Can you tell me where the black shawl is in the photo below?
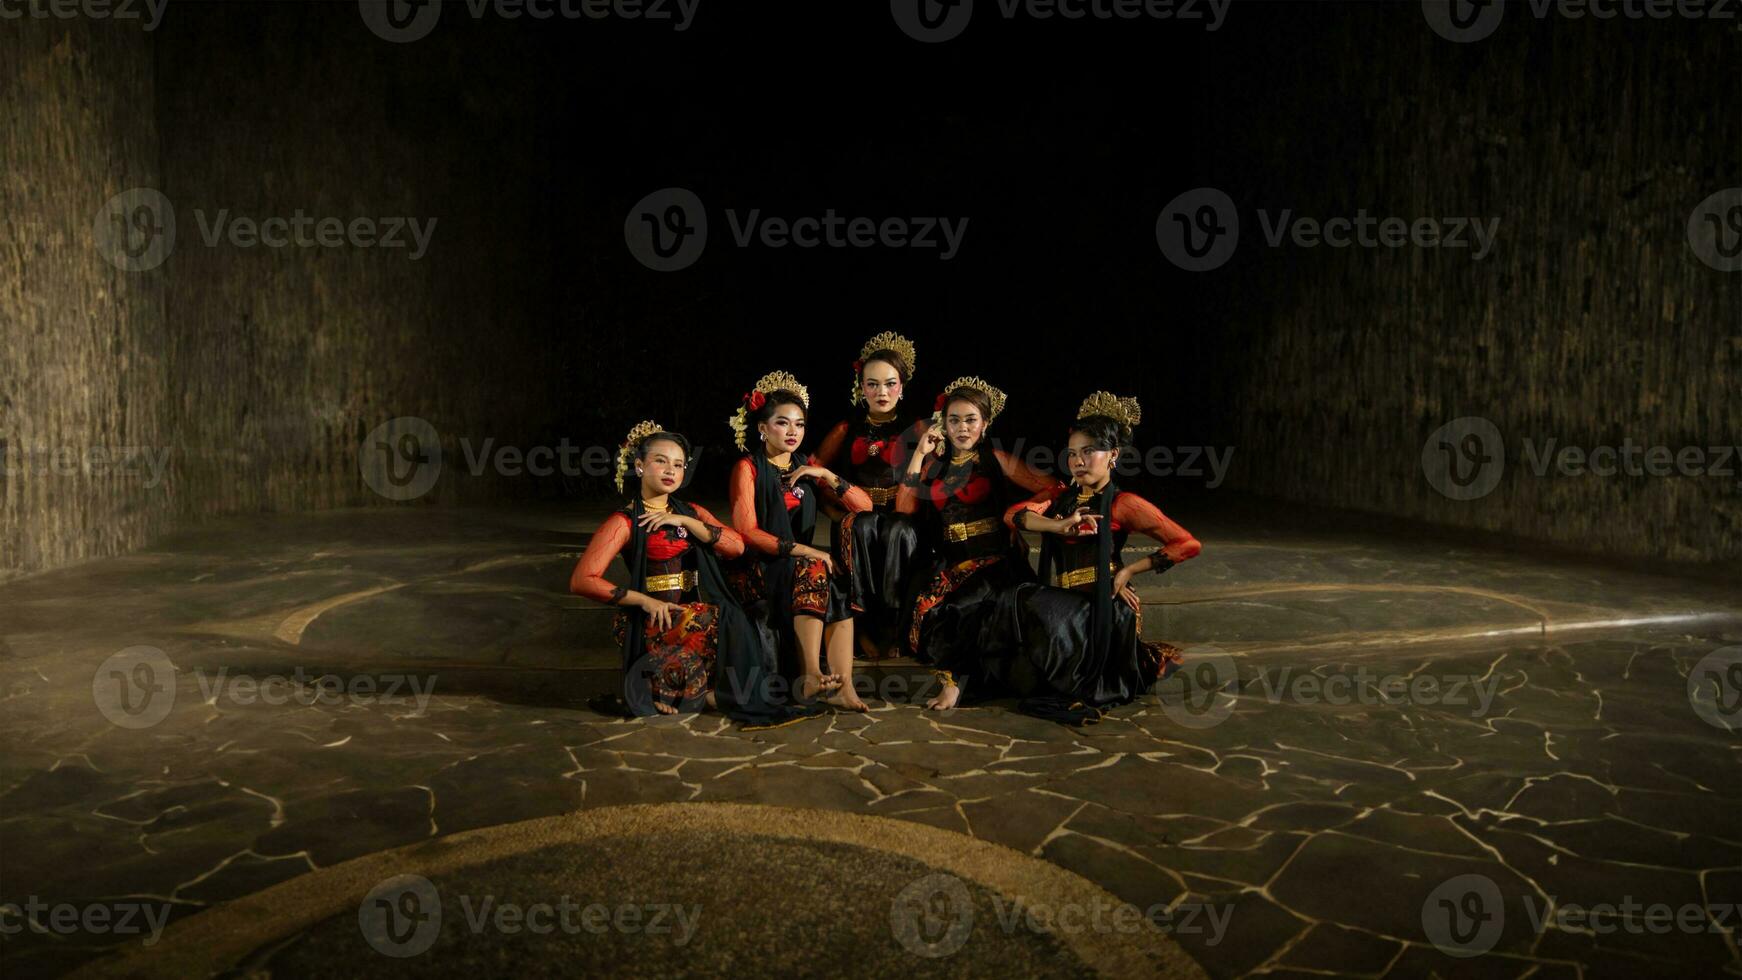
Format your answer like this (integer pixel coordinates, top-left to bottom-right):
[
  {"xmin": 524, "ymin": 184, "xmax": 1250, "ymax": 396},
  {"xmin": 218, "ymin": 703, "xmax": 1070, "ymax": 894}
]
[
  {"xmin": 1037, "ymin": 481, "xmax": 1118, "ymax": 677},
  {"xmin": 616, "ymin": 495, "xmax": 812, "ymax": 727},
  {"xmin": 746, "ymin": 452, "xmax": 819, "ymax": 638}
]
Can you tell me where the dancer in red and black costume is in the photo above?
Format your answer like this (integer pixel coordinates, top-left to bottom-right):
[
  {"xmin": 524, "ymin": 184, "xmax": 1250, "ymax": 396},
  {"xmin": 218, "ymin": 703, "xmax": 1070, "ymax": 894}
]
[
  {"xmin": 896, "ymin": 376, "xmax": 1064, "ymax": 705},
  {"xmin": 978, "ymin": 393, "xmax": 1201, "ymax": 725},
  {"xmin": 569, "ymin": 421, "xmax": 818, "ymax": 728},
  {"xmin": 726, "ymin": 371, "xmax": 876, "ymax": 711},
  {"xmin": 813, "ymin": 332, "xmax": 932, "ymax": 661}
]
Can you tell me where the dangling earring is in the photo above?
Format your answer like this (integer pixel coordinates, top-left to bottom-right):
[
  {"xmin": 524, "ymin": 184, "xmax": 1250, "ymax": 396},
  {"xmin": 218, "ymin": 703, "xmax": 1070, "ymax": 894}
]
[{"xmin": 759, "ymin": 432, "xmax": 766, "ymax": 442}]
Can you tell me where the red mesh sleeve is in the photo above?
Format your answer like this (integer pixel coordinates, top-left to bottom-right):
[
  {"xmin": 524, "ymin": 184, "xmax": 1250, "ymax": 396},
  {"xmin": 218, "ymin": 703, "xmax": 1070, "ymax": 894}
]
[
  {"xmin": 730, "ymin": 457, "xmax": 783, "ymax": 556},
  {"xmin": 569, "ymin": 513, "xmax": 632, "ymax": 603},
  {"xmin": 1114, "ymin": 492, "xmax": 1201, "ymax": 564},
  {"xmin": 689, "ymin": 503, "xmax": 744, "ymax": 560}
]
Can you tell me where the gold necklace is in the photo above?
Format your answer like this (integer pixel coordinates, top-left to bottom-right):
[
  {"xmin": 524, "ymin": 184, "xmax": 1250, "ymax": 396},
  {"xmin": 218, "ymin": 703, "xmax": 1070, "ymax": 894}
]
[
  {"xmin": 866, "ymin": 407, "xmax": 897, "ymax": 425},
  {"xmin": 641, "ymin": 497, "xmax": 669, "ymax": 513},
  {"xmin": 951, "ymin": 449, "xmax": 979, "ymax": 465}
]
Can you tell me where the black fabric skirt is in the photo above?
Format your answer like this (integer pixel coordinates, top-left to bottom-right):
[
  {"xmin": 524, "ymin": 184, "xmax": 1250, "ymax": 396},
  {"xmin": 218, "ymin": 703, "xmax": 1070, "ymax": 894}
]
[
  {"xmin": 838, "ymin": 510, "xmax": 927, "ymax": 650},
  {"xmin": 980, "ymin": 582, "xmax": 1185, "ymax": 722},
  {"xmin": 905, "ymin": 553, "xmax": 1034, "ymax": 673}
]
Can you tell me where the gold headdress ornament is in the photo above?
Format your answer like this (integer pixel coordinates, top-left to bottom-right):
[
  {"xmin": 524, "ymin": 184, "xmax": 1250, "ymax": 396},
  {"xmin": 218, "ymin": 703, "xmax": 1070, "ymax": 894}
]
[
  {"xmin": 1077, "ymin": 391, "xmax": 1142, "ymax": 429},
  {"xmin": 850, "ymin": 331, "xmax": 918, "ymax": 406},
  {"xmin": 728, "ymin": 370, "xmax": 810, "ymax": 452},
  {"xmin": 928, "ymin": 375, "xmax": 1008, "ymax": 432},
  {"xmin": 614, "ymin": 419, "xmax": 665, "ymax": 494}
]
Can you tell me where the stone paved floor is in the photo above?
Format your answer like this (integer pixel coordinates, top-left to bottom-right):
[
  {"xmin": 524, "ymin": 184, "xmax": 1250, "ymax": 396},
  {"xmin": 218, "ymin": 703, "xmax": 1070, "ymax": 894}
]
[{"xmin": 1, "ymin": 503, "xmax": 1739, "ymax": 978}]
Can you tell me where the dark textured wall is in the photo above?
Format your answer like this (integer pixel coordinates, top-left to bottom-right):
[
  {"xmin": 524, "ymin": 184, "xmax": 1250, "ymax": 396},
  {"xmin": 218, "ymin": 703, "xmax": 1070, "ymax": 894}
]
[
  {"xmin": 2, "ymin": 7, "xmax": 563, "ymax": 581},
  {"xmin": 1, "ymin": 19, "xmax": 170, "ymax": 579},
  {"xmin": 1207, "ymin": 16, "xmax": 1741, "ymax": 563},
  {"xmin": 5, "ymin": 7, "xmax": 1736, "ymax": 580},
  {"xmin": 155, "ymin": 5, "xmax": 561, "ymax": 520}
]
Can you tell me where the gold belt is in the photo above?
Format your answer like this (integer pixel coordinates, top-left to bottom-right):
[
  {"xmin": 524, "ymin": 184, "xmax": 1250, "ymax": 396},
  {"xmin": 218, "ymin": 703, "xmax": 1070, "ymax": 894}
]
[
  {"xmin": 865, "ymin": 485, "xmax": 898, "ymax": 506},
  {"xmin": 1057, "ymin": 563, "xmax": 1117, "ymax": 589},
  {"xmin": 644, "ymin": 570, "xmax": 698, "ymax": 594},
  {"xmin": 944, "ymin": 516, "xmax": 1002, "ymax": 543}
]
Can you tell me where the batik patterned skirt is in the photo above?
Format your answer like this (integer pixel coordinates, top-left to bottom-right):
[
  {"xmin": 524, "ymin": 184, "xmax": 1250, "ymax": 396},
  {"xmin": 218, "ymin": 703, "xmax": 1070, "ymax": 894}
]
[
  {"xmin": 727, "ymin": 554, "xmax": 854, "ymax": 624},
  {"xmin": 612, "ymin": 601, "xmax": 720, "ymax": 708}
]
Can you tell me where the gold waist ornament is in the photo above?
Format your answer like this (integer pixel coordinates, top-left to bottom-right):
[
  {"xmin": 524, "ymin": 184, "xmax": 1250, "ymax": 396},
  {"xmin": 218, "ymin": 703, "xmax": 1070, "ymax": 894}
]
[
  {"xmin": 944, "ymin": 516, "xmax": 1002, "ymax": 542},
  {"xmin": 644, "ymin": 570, "xmax": 698, "ymax": 594}
]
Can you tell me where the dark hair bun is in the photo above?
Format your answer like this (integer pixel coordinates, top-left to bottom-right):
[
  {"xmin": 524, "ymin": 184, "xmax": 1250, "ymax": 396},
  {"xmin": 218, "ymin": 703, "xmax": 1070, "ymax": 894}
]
[
  {"xmin": 751, "ymin": 389, "xmax": 807, "ymax": 426},
  {"xmin": 1069, "ymin": 415, "xmax": 1131, "ymax": 452}
]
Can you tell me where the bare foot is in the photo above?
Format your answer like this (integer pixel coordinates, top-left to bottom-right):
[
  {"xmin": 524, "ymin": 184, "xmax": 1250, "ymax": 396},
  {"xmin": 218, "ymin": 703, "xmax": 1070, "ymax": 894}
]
[
  {"xmin": 704, "ymin": 691, "xmax": 717, "ymax": 710},
  {"xmin": 924, "ymin": 685, "xmax": 961, "ymax": 711},
  {"xmin": 797, "ymin": 673, "xmax": 842, "ymax": 702},
  {"xmin": 653, "ymin": 701, "xmax": 678, "ymax": 715},
  {"xmin": 824, "ymin": 689, "xmax": 869, "ymax": 712}
]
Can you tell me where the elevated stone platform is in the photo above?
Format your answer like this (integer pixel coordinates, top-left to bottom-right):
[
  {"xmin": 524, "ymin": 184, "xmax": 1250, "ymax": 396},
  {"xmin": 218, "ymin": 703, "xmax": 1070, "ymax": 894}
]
[{"xmin": 2, "ymin": 500, "xmax": 1739, "ymax": 978}]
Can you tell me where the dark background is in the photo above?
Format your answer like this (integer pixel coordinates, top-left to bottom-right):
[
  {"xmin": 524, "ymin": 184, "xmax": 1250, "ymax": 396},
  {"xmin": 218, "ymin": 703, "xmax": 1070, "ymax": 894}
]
[{"xmin": 3, "ymin": 0, "xmax": 1738, "ymax": 577}]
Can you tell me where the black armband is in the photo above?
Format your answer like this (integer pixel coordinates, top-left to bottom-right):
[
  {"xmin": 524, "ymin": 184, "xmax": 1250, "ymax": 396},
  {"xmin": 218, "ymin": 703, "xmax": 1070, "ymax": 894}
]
[
  {"xmin": 608, "ymin": 585, "xmax": 629, "ymax": 604},
  {"xmin": 1151, "ymin": 552, "xmax": 1176, "ymax": 575}
]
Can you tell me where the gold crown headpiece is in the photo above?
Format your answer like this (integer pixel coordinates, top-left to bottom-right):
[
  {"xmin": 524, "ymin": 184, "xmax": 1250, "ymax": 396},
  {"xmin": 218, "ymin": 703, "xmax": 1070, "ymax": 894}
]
[
  {"xmin": 728, "ymin": 370, "xmax": 810, "ymax": 451},
  {"xmin": 1077, "ymin": 391, "xmax": 1142, "ymax": 429},
  {"xmin": 614, "ymin": 419, "xmax": 665, "ymax": 493},
  {"xmin": 928, "ymin": 375, "xmax": 1008, "ymax": 431},
  {"xmin": 850, "ymin": 331, "xmax": 918, "ymax": 405}
]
